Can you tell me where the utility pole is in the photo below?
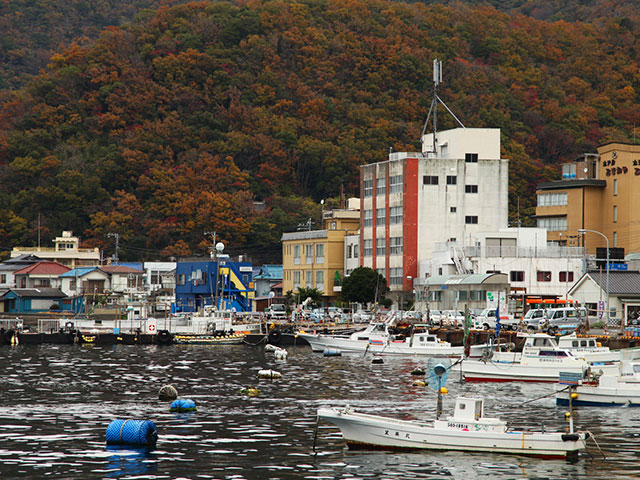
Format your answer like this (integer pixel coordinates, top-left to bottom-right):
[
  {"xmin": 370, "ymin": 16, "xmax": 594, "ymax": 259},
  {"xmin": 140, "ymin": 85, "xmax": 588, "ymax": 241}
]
[{"xmin": 107, "ymin": 233, "xmax": 120, "ymax": 264}]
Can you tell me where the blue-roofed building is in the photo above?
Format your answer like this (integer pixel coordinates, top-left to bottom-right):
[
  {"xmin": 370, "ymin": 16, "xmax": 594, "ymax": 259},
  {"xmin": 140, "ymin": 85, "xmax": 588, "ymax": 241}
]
[
  {"xmin": 253, "ymin": 264, "xmax": 283, "ymax": 298},
  {"xmin": 59, "ymin": 267, "xmax": 109, "ymax": 297},
  {"xmin": 0, "ymin": 288, "xmax": 83, "ymax": 314},
  {"xmin": 175, "ymin": 258, "xmax": 254, "ymax": 313}
]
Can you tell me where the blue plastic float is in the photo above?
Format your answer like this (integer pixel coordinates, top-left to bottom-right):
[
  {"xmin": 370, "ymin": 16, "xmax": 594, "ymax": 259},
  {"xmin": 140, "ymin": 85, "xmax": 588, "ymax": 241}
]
[
  {"xmin": 106, "ymin": 419, "xmax": 158, "ymax": 447},
  {"xmin": 170, "ymin": 398, "xmax": 197, "ymax": 412}
]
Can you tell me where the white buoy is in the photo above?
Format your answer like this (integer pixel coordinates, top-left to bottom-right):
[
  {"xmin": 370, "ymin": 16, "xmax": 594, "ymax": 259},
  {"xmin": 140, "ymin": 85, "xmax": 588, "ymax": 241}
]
[
  {"xmin": 258, "ymin": 369, "xmax": 282, "ymax": 379},
  {"xmin": 274, "ymin": 348, "xmax": 288, "ymax": 360},
  {"xmin": 264, "ymin": 344, "xmax": 278, "ymax": 352}
]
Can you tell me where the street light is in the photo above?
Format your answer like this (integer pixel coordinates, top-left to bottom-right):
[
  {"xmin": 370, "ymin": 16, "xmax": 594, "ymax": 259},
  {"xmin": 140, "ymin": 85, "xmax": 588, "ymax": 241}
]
[{"xmin": 578, "ymin": 228, "xmax": 609, "ymax": 326}]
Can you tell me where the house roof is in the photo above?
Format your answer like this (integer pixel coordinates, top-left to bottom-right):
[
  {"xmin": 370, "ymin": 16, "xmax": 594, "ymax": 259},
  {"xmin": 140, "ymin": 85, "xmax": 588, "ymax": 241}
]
[
  {"xmin": 59, "ymin": 267, "xmax": 101, "ymax": 278},
  {"xmin": 111, "ymin": 262, "xmax": 144, "ymax": 270},
  {"xmin": 254, "ymin": 265, "xmax": 283, "ymax": 280},
  {"xmin": 0, "ymin": 254, "xmax": 42, "ymax": 272},
  {"xmin": 2, "ymin": 288, "xmax": 66, "ymax": 298},
  {"xmin": 13, "ymin": 261, "xmax": 71, "ymax": 275},
  {"xmin": 100, "ymin": 265, "xmax": 144, "ymax": 274},
  {"xmin": 585, "ymin": 270, "xmax": 640, "ymax": 296}
]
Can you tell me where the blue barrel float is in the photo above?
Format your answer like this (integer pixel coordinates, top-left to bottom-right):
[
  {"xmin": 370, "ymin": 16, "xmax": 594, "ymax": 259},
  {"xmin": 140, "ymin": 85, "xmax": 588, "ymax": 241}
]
[
  {"xmin": 170, "ymin": 398, "xmax": 197, "ymax": 412},
  {"xmin": 323, "ymin": 348, "xmax": 341, "ymax": 356},
  {"xmin": 106, "ymin": 420, "xmax": 158, "ymax": 447}
]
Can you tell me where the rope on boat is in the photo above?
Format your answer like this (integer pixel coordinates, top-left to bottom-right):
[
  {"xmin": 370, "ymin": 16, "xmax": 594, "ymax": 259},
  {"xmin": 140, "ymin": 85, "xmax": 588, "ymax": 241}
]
[
  {"xmin": 243, "ymin": 334, "xmax": 268, "ymax": 346},
  {"xmin": 585, "ymin": 430, "xmax": 607, "ymax": 459}
]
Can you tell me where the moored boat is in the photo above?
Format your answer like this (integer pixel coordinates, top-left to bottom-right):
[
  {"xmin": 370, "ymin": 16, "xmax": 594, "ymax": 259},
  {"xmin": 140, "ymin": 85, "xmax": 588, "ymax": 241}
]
[{"xmin": 318, "ymin": 396, "xmax": 587, "ymax": 459}]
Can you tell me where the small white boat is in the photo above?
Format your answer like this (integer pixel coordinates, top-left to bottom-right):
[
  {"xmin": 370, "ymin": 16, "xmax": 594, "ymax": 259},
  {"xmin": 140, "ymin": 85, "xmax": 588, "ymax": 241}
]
[
  {"xmin": 556, "ymin": 362, "xmax": 640, "ymax": 406},
  {"xmin": 456, "ymin": 333, "xmax": 619, "ymax": 383},
  {"xmin": 318, "ymin": 396, "xmax": 587, "ymax": 459},
  {"xmin": 298, "ymin": 322, "xmax": 484, "ymax": 357},
  {"xmin": 555, "ymin": 333, "xmax": 640, "ymax": 363}
]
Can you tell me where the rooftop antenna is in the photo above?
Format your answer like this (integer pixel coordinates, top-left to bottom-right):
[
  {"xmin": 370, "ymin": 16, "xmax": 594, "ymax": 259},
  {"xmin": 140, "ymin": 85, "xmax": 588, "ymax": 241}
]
[{"xmin": 421, "ymin": 59, "xmax": 466, "ymax": 153}]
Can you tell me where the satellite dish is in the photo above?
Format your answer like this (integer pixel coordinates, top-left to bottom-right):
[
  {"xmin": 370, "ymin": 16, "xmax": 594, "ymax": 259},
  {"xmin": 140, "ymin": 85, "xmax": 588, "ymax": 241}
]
[{"xmin": 215, "ymin": 242, "xmax": 225, "ymax": 253}]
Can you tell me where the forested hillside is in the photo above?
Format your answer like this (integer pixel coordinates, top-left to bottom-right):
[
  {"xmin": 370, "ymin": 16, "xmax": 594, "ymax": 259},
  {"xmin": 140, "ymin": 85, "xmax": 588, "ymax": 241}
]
[{"xmin": 0, "ymin": 0, "xmax": 638, "ymax": 262}]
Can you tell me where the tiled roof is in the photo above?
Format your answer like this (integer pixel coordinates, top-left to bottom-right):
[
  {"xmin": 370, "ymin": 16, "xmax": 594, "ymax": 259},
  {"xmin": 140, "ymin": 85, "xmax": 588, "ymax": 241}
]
[
  {"xmin": 13, "ymin": 261, "xmax": 71, "ymax": 275},
  {"xmin": 3, "ymin": 288, "xmax": 66, "ymax": 298},
  {"xmin": 588, "ymin": 270, "xmax": 640, "ymax": 295},
  {"xmin": 59, "ymin": 267, "xmax": 101, "ymax": 278}
]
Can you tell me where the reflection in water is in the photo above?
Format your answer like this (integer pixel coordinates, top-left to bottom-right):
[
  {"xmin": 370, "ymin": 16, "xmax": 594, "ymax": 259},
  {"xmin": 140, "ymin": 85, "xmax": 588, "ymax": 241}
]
[{"xmin": 0, "ymin": 344, "xmax": 636, "ymax": 478}]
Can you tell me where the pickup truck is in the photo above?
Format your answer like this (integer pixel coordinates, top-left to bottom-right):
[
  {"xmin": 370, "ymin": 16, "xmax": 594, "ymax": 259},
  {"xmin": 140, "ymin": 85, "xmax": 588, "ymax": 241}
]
[{"xmin": 473, "ymin": 308, "xmax": 517, "ymax": 331}]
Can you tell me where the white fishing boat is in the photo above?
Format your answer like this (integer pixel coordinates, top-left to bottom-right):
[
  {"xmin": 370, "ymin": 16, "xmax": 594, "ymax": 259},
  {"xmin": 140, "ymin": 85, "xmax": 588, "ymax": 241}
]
[
  {"xmin": 318, "ymin": 395, "xmax": 587, "ymax": 459},
  {"xmin": 555, "ymin": 333, "xmax": 640, "ymax": 363},
  {"xmin": 298, "ymin": 322, "xmax": 484, "ymax": 357},
  {"xmin": 456, "ymin": 333, "xmax": 619, "ymax": 383},
  {"xmin": 556, "ymin": 362, "xmax": 640, "ymax": 406}
]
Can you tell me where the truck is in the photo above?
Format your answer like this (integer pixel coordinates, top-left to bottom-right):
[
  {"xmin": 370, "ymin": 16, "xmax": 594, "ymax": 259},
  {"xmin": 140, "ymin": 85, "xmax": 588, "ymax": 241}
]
[
  {"xmin": 473, "ymin": 308, "xmax": 517, "ymax": 331},
  {"xmin": 265, "ymin": 303, "xmax": 287, "ymax": 320}
]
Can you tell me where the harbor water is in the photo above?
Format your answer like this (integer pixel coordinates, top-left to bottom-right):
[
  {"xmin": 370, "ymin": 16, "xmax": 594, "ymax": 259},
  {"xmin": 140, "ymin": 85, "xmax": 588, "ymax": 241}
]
[{"xmin": 1, "ymin": 344, "xmax": 639, "ymax": 479}]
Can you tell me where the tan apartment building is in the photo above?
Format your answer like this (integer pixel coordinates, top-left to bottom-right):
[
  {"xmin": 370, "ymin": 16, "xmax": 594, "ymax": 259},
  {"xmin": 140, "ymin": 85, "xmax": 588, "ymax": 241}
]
[
  {"xmin": 536, "ymin": 143, "xmax": 640, "ymax": 254},
  {"xmin": 281, "ymin": 203, "xmax": 360, "ymax": 303},
  {"xmin": 10, "ymin": 231, "xmax": 101, "ymax": 267}
]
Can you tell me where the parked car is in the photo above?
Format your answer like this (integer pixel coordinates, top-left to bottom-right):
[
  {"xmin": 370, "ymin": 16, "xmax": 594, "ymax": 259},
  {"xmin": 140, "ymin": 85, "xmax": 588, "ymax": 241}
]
[
  {"xmin": 522, "ymin": 308, "xmax": 546, "ymax": 330},
  {"xmin": 538, "ymin": 307, "xmax": 585, "ymax": 332},
  {"xmin": 441, "ymin": 310, "xmax": 465, "ymax": 327},
  {"xmin": 265, "ymin": 303, "xmax": 287, "ymax": 320},
  {"xmin": 473, "ymin": 308, "xmax": 517, "ymax": 330},
  {"xmin": 426, "ymin": 309, "xmax": 442, "ymax": 326},
  {"xmin": 353, "ymin": 309, "xmax": 373, "ymax": 323}
]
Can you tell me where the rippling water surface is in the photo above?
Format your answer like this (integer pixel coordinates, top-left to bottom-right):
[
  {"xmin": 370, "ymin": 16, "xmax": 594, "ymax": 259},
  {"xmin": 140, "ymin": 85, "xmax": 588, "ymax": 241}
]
[{"xmin": 0, "ymin": 344, "xmax": 638, "ymax": 479}]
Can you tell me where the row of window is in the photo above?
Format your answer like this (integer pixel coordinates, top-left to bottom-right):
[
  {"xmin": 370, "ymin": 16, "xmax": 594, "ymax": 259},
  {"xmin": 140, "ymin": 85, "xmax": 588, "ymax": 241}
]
[
  {"xmin": 537, "ymin": 216, "xmax": 567, "ymax": 231},
  {"xmin": 429, "ymin": 290, "xmax": 485, "ymax": 302},
  {"xmin": 363, "ymin": 207, "xmax": 403, "ymax": 227},
  {"xmin": 346, "ymin": 245, "xmax": 359, "ymax": 259},
  {"xmin": 362, "ymin": 237, "xmax": 404, "ymax": 257},
  {"xmin": 288, "ymin": 270, "xmax": 325, "ymax": 290},
  {"xmin": 509, "ymin": 270, "xmax": 574, "ymax": 283},
  {"xmin": 423, "ymin": 176, "xmax": 479, "ymax": 193},
  {"xmin": 537, "ymin": 193, "xmax": 568, "ymax": 207},
  {"xmin": 363, "ymin": 175, "xmax": 404, "ymax": 197},
  {"xmin": 285, "ymin": 243, "xmax": 325, "ymax": 265}
]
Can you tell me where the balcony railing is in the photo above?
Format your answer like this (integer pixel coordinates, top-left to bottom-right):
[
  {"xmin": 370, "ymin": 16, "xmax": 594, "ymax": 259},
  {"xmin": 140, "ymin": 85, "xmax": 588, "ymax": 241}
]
[{"xmin": 463, "ymin": 245, "xmax": 584, "ymax": 258}]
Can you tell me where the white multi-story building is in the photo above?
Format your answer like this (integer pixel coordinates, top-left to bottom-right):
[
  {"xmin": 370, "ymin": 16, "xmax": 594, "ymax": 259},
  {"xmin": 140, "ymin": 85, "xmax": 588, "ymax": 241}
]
[
  {"xmin": 10, "ymin": 231, "xmax": 100, "ymax": 268},
  {"xmin": 360, "ymin": 127, "xmax": 509, "ymax": 292}
]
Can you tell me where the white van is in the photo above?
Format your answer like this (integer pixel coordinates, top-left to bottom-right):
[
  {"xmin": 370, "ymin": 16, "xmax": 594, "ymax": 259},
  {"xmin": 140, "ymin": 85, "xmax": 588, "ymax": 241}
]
[
  {"xmin": 473, "ymin": 308, "xmax": 517, "ymax": 330},
  {"xmin": 538, "ymin": 307, "xmax": 584, "ymax": 331},
  {"xmin": 265, "ymin": 303, "xmax": 287, "ymax": 320}
]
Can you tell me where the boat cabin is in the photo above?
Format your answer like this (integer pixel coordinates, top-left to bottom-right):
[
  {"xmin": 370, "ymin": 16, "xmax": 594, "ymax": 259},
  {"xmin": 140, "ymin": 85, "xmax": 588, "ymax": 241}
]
[{"xmin": 437, "ymin": 397, "xmax": 506, "ymax": 433}]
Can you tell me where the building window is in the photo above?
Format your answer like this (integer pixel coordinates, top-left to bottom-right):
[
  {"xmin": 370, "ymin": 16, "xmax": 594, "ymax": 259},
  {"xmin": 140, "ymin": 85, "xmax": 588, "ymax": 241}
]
[
  {"xmin": 458, "ymin": 290, "xmax": 468, "ymax": 301},
  {"xmin": 316, "ymin": 271, "xmax": 324, "ymax": 291},
  {"xmin": 429, "ymin": 290, "xmax": 442, "ymax": 302},
  {"xmin": 376, "ymin": 208, "xmax": 386, "ymax": 226},
  {"xmin": 330, "ymin": 221, "xmax": 337, "ymax": 230},
  {"xmin": 363, "ymin": 179, "xmax": 373, "ymax": 197},
  {"xmin": 537, "ymin": 193, "xmax": 568, "ymax": 207},
  {"xmin": 447, "ymin": 175, "xmax": 457, "ymax": 185},
  {"xmin": 377, "ymin": 268, "xmax": 385, "ymax": 278},
  {"xmin": 562, "ymin": 163, "xmax": 576, "ymax": 179},
  {"xmin": 537, "ymin": 271, "xmax": 552, "ymax": 282},
  {"xmin": 347, "ymin": 245, "xmax": 352, "ymax": 259},
  {"xmin": 389, "ymin": 175, "xmax": 402, "ymax": 194},
  {"xmin": 306, "ymin": 270, "xmax": 312, "ymax": 286},
  {"xmin": 450, "ymin": 207, "xmax": 457, "ymax": 213},
  {"xmin": 465, "ymin": 216, "xmax": 478, "ymax": 224},
  {"xmin": 537, "ymin": 216, "xmax": 567, "ymax": 231},
  {"xmin": 389, "ymin": 267, "xmax": 403, "ymax": 285},
  {"xmin": 177, "ymin": 274, "xmax": 186, "ymax": 285},
  {"xmin": 465, "ymin": 185, "xmax": 478, "ymax": 193},
  {"xmin": 423, "ymin": 175, "xmax": 438, "ymax": 185},
  {"xmin": 510, "ymin": 271, "xmax": 525, "ymax": 282},
  {"xmin": 294, "ymin": 245, "xmax": 301, "ymax": 264},
  {"xmin": 614, "ymin": 179, "xmax": 618, "ymax": 196},
  {"xmin": 354, "ymin": 245, "xmax": 359, "ymax": 258},
  {"xmin": 306, "ymin": 244, "xmax": 313, "ymax": 264},
  {"xmin": 363, "ymin": 239, "xmax": 373, "ymax": 257},
  {"xmin": 390, "ymin": 206, "xmax": 403, "ymax": 225},
  {"xmin": 390, "ymin": 237, "xmax": 403, "ymax": 255},
  {"xmin": 613, "ymin": 205, "xmax": 618, "ymax": 223},
  {"xmin": 316, "ymin": 244, "xmax": 324, "ymax": 263},
  {"xmin": 293, "ymin": 271, "xmax": 300, "ymax": 288},
  {"xmin": 364, "ymin": 209, "xmax": 373, "ymax": 227},
  {"xmin": 559, "ymin": 271, "xmax": 574, "ymax": 283},
  {"xmin": 614, "ymin": 231, "xmax": 618, "ymax": 247},
  {"xmin": 465, "ymin": 153, "xmax": 478, "ymax": 163},
  {"xmin": 376, "ymin": 179, "xmax": 386, "ymax": 196},
  {"xmin": 376, "ymin": 237, "xmax": 385, "ymax": 256},
  {"xmin": 0, "ymin": 274, "xmax": 6, "ymax": 283}
]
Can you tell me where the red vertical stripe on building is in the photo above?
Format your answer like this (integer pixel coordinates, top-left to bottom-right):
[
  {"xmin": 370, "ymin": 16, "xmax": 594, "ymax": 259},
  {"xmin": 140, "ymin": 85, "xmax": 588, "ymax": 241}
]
[{"xmin": 403, "ymin": 158, "xmax": 419, "ymax": 289}]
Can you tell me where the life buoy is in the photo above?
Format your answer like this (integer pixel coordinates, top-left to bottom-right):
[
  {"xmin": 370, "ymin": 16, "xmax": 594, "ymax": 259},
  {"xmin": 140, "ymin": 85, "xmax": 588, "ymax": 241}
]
[
  {"xmin": 157, "ymin": 330, "xmax": 172, "ymax": 345},
  {"xmin": 65, "ymin": 321, "xmax": 74, "ymax": 329},
  {"xmin": 268, "ymin": 330, "xmax": 282, "ymax": 345}
]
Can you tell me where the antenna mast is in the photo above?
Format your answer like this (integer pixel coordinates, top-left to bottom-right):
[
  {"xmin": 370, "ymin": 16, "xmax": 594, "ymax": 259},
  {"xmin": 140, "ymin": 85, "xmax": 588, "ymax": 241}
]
[{"xmin": 421, "ymin": 59, "xmax": 466, "ymax": 153}]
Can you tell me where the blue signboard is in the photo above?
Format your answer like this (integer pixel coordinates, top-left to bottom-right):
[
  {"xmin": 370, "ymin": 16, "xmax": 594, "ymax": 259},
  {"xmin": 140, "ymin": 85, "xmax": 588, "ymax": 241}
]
[{"xmin": 608, "ymin": 263, "xmax": 628, "ymax": 271}]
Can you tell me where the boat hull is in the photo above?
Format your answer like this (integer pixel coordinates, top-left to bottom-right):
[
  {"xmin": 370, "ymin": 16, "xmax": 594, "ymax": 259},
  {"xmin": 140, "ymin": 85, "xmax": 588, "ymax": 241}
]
[
  {"xmin": 457, "ymin": 360, "xmax": 619, "ymax": 383},
  {"xmin": 556, "ymin": 383, "xmax": 640, "ymax": 407},
  {"xmin": 318, "ymin": 408, "xmax": 585, "ymax": 459},
  {"xmin": 173, "ymin": 333, "xmax": 246, "ymax": 345},
  {"xmin": 298, "ymin": 333, "xmax": 479, "ymax": 357}
]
